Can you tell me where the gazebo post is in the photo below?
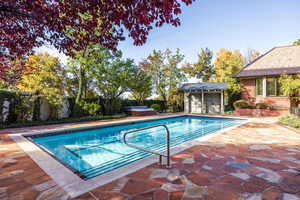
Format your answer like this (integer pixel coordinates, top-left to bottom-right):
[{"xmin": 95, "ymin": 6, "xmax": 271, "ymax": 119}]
[
  {"xmin": 201, "ymin": 89, "xmax": 204, "ymax": 113},
  {"xmin": 221, "ymin": 90, "xmax": 224, "ymax": 113}
]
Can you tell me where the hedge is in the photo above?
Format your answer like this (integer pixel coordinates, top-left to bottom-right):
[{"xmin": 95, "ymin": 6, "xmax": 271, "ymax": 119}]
[
  {"xmin": 0, "ymin": 114, "xmax": 126, "ymax": 129},
  {"xmin": 0, "ymin": 90, "xmax": 168, "ymax": 126},
  {"xmin": 0, "ymin": 90, "xmax": 17, "ymax": 123}
]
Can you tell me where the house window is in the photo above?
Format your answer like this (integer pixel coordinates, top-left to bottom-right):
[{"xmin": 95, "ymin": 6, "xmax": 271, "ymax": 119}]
[
  {"xmin": 266, "ymin": 78, "xmax": 276, "ymax": 96},
  {"xmin": 276, "ymin": 79, "xmax": 285, "ymax": 96},
  {"xmin": 266, "ymin": 77, "xmax": 285, "ymax": 97},
  {"xmin": 256, "ymin": 78, "xmax": 263, "ymax": 96}
]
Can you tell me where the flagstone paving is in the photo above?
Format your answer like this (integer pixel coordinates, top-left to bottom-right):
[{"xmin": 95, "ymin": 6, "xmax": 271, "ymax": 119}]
[{"xmin": 1, "ymin": 117, "xmax": 300, "ymax": 199}]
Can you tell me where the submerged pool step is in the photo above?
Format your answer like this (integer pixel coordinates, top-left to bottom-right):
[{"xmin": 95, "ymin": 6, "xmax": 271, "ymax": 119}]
[
  {"xmin": 82, "ymin": 122, "xmax": 238, "ymax": 178},
  {"xmin": 83, "ymin": 121, "xmax": 238, "ymax": 178}
]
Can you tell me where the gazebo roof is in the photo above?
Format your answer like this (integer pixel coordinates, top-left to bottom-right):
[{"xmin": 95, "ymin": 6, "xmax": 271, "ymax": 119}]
[{"xmin": 180, "ymin": 82, "xmax": 227, "ymax": 92}]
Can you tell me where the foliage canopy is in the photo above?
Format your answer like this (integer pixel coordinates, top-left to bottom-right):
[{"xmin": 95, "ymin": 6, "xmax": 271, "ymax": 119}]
[
  {"xmin": 214, "ymin": 49, "xmax": 245, "ymax": 108},
  {"xmin": 129, "ymin": 69, "xmax": 152, "ymax": 104},
  {"xmin": 0, "ymin": 0, "xmax": 195, "ymax": 79},
  {"xmin": 279, "ymin": 73, "xmax": 300, "ymax": 107},
  {"xmin": 141, "ymin": 49, "xmax": 186, "ymax": 101},
  {"xmin": 182, "ymin": 48, "xmax": 215, "ymax": 81},
  {"xmin": 17, "ymin": 53, "xmax": 65, "ymax": 108}
]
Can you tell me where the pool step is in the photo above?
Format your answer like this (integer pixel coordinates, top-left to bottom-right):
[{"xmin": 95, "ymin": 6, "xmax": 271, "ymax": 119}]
[
  {"xmin": 82, "ymin": 121, "xmax": 237, "ymax": 178},
  {"xmin": 83, "ymin": 121, "xmax": 237, "ymax": 178}
]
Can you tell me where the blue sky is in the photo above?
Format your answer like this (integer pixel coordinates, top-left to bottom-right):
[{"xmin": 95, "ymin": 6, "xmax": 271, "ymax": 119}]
[
  {"xmin": 39, "ymin": 0, "xmax": 300, "ymax": 64},
  {"xmin": 119, "ymin": 0, "xmax": 300, "ymax": 63}
]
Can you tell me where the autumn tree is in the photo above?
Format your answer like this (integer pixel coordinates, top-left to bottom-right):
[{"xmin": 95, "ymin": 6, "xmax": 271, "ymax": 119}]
[
  {"xmin": 0, "ymin": 60, "xmax": 23, "ymax": 89},
  {"xmin": 214, "ymin": 49, "xmax": 245, "ymax": 109},
  {"xmin": 129, "ymin": 69, "xmax": 152, "ymax": 104},
  {"xmin": 17, "ymin": 53, "xmax": 66, "ymax": 110},
  {"xmin": 293, "ymin": 39, "xmax": 300, "ymax": 46},
  {"xmin": 1, "ymin": 0, "xmax": 195, "ymax": 79},
  {"xmin": 142, "ymin": 49, "xmax": 186, "ymax": 102},
  {"xmin": 182, "ymin": 48, "xmax": 215, "ymax": 81}
]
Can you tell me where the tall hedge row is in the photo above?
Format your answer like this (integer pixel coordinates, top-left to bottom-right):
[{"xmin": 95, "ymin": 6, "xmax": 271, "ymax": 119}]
[{"xmin": 0, "ymin": 91, "xmax": 167, "ymax": 125}]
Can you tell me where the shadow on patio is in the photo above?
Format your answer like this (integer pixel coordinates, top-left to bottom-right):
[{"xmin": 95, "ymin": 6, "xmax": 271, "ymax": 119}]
[
  {"xmin": 1, "ymin": 122, "xmax": 300, "ymax": 200},
  {"xmin": 72, "ymin": 122, "xmax": 300, "ymax": 200}
]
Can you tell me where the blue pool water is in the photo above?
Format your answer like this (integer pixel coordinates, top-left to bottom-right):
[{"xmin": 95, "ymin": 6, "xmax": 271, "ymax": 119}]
[{"xmin": 30, "ymin": 116, "xmax": 243, "ymax": 179}]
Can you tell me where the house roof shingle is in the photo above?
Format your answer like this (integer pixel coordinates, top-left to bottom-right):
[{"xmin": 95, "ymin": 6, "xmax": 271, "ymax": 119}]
[
  {"xmin": 180, "ymin": 82, "xmax": 227, "ymax": 92},
  {"xmin": 235, "ymin": 45, "xmax": 300, "ymax": 78}
]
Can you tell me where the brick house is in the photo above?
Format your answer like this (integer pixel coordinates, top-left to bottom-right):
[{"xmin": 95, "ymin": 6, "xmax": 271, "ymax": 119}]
[{"xmin": 235, "ymin": 45, "xmax": 300, "ymax": 109}]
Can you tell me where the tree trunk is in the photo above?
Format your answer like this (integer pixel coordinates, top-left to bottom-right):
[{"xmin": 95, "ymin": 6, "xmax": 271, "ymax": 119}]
[{"xmin": 75, "ymin": 67, "xmax": 86, "ymax": 104}]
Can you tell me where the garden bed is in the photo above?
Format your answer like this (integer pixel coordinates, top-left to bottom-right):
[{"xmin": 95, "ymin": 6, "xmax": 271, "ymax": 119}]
[{"xmin": 278, "ymin": 114, "xmax": 300, "ymax": 131}]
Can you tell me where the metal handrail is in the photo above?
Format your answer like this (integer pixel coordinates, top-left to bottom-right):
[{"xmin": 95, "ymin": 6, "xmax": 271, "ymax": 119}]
[{"xmin": 123, "ymin": 124, "xmax": 171, "ymax": 168}]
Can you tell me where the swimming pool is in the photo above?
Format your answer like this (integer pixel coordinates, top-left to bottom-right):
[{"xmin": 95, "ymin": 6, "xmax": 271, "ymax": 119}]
[{"xmin": 29, "ymin": 115, "xmax": 244, "ymax": 179}]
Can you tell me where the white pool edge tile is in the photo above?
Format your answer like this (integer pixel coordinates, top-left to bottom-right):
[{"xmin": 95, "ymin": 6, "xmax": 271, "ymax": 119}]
[{"xmin": 10, "ymin": 115, "xmax": 251, "ymax": 198}]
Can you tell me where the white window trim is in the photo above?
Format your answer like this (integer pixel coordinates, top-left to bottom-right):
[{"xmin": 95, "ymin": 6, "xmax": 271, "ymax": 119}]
[
  {"xmin": 262, "ymin": 76, "xmax": 267, "ymax": 97},
  {"xmin": 255, "ymin": 77, "xmax": 264, "ymax": 97}
]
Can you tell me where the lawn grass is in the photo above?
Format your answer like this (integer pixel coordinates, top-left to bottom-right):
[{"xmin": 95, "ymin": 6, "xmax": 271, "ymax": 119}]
[
  {"xmin": 278, "ymin": 114, "xmax": 300, "ymax": 130},
  {"xmin": 1, "ymin": 114, "xmax": 127, "ymax": 129}
]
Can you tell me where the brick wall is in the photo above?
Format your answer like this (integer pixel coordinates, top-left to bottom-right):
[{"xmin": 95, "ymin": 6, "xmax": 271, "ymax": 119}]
[
  {"xmin": 235, "ymin": 108, "xmax": 289, "ymax": 117},
  {"xmin": 240, "ymin": 78, "xmax": 290, "ymax": 107},
  {"xmin": 255, "ymin": 96, "xmax": 290, "ymax": 107},
  {"xmin": 240, "ymin": 79, "xmax": 256, "ymax": 103}
]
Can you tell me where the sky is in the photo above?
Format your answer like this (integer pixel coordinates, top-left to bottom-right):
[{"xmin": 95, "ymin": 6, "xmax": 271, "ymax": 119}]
[{"xmin": 39, "ymin": 0, "xmax": 300, "ymax": 65}]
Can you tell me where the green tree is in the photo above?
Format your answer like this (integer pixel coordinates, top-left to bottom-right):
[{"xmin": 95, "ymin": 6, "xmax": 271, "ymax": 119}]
[
  {"xmin": 17, "ymin": 53, "xmax": 65, "ymax": 117},
  {"xmin": 293, "ymin": 39, "xmax": 300, "ymax": 46},
  {"xmin": 182, "ymin": 48, "xmax": 215, "ymax": 81},
  {"xmin": 68, "ymin": 45, "xmax": 138, "ymax": 115},
  {"xmin": 167, "ymin": 88, "xmax": 184, "ymax": 112},
  {"xmin": 89, "ymin": 49, "xmax": 137, "ymax": 115},
  {"xmin": 129, "ymin": 69, "xmax": 152, "ymax": 104},
  {"xmin": 214, "ymin": 49, "xmax": 245, "ymax": 109},
  {"xmin": 165, "ymin": 49, "xmax": 187, "ymax": 90},
  {"xmin": 142, "ymin": 49, "xmax": 186, "ymax": 102},
  {"xmin": 279, "ymin": 73, "xmax": 300, "ymax": 108},
  {"xmin": 67, "ymin": 45, "xmax": 107, "ymax": 103}
]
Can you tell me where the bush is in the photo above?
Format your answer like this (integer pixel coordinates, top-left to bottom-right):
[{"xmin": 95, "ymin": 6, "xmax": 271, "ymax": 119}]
[
  {"xmin": 233, "ymin": 100, "xmax": 253, "ymax": 109},
  {"xmin": 81, "ymin": 102, "xmax": 101, "ymax": 116},
  {"xmin": 279, "ymin": 114, "xmax": 300, "ymax": 129},
  {"xmin": 72, "ymin": 101, "xmax": 101, "ymax": 117},
  {"xmin": 226, "ymin": 92, "xmax": 241, "ymax": 111},
  {"xmin": 255, "ymin": 102, "xmax": 269, "ymax": 109},
  {"xmin": 150, "ymin": 104, "xmax": 161, "ymax": 112},
  {"xmin": 102, "ymin": 98, "xmax": 122, "ymax": 115}
]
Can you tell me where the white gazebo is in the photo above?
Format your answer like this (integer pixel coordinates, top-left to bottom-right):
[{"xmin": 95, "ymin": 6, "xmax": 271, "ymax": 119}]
[{"xmin": 180, "ymin": 82, "xmax": 227, "ymax": 114}]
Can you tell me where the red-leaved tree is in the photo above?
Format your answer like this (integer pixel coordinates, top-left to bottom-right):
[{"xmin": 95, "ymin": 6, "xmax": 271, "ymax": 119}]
[{"xmin": 0, "ymin": 0, "xmax": 194, "ymax": 80}]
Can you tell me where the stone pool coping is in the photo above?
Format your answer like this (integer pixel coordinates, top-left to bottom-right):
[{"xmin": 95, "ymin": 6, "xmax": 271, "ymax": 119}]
[{"xmin": 9, "ymin": 114, "xmax": 249, "ymax": 198}]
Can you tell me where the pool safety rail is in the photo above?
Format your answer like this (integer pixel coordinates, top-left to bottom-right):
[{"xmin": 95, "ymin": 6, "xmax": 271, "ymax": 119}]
[{"xmin": 123, "ymin": 124, "xmax": 171, "ymax": 168}]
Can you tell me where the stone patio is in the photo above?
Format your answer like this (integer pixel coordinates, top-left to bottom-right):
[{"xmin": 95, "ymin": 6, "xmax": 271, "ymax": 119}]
[{"xmin": 1, "ymin": 116, "xmax": 300, "ymax": 200}]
